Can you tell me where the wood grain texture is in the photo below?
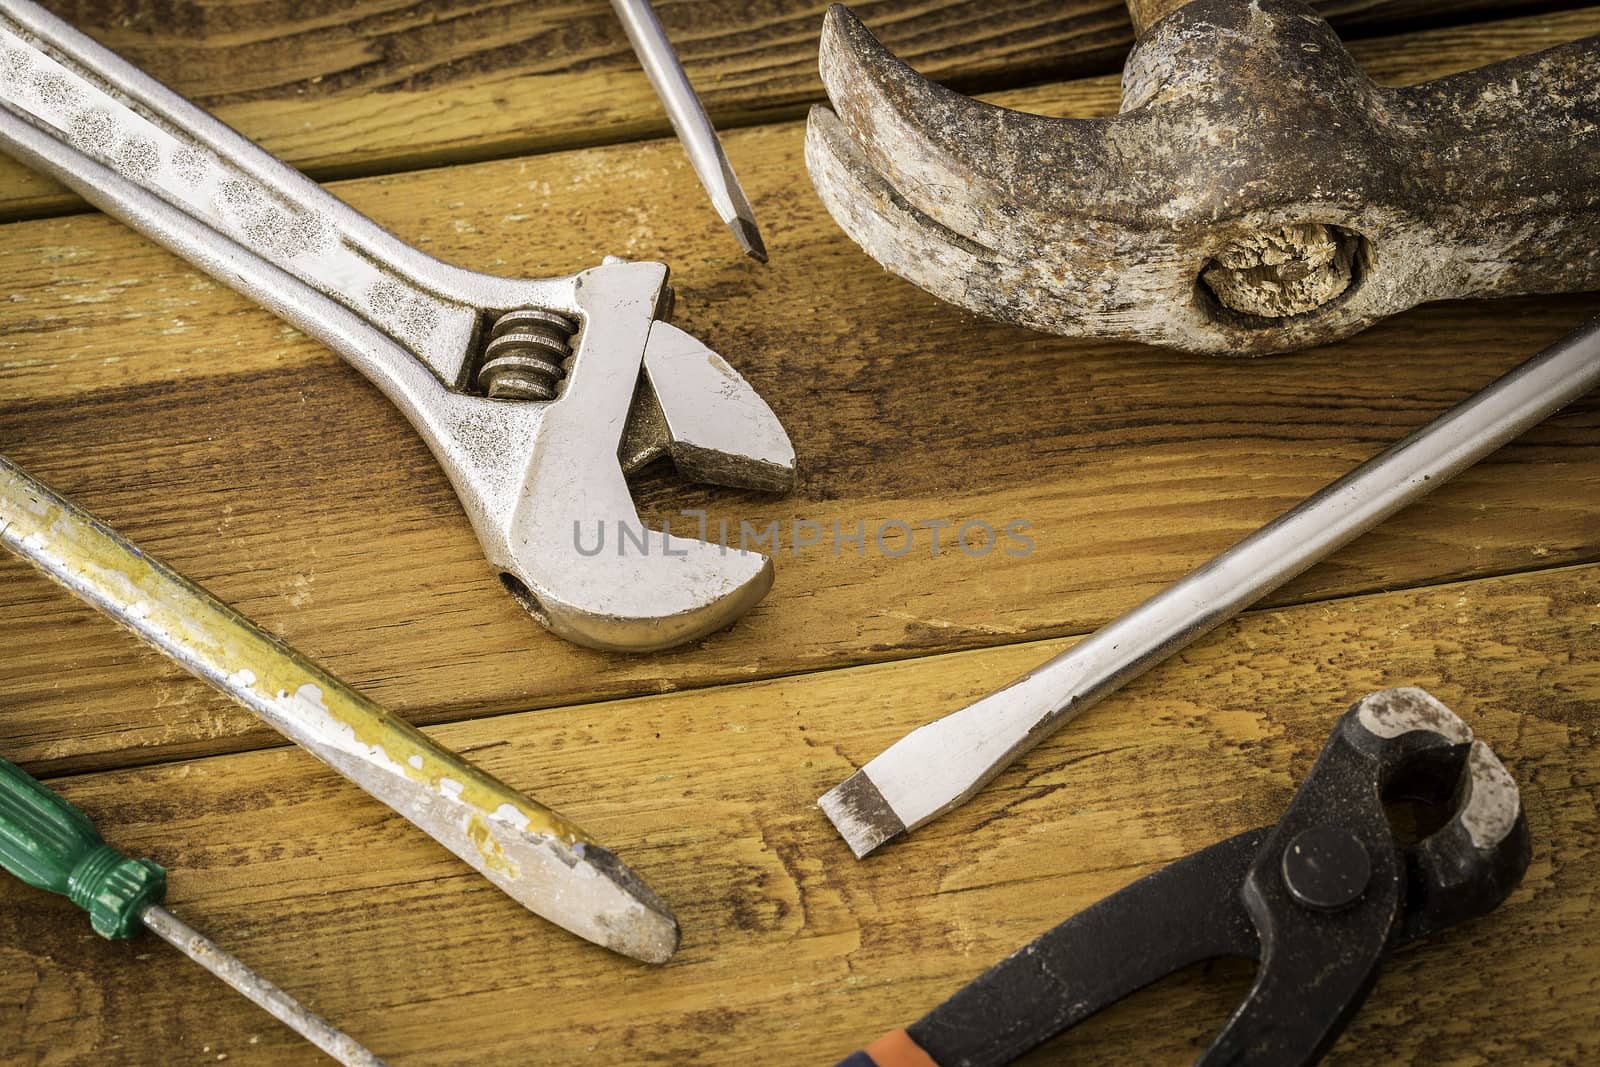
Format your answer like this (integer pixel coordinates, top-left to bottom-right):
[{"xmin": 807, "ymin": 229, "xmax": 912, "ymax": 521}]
[
  {"xmin": 1126, "ymin": 0, "xmax": 1565, "ymax": 34},
  {"xmin": 0, "ymin": 2, "xmax": 1596, "ymax": 1063},
  {"xmin": 1, "ymin": 6, "xmax": 1598, "ymax": 777},
  {"xmin": 3, "ymin": 0, "xmax": 1140, "ymax": 219},
  {"xmin": 1, "ymin": 562, "xmax": 1595, "ymax": 1065},
  {"xmin": 0, "ymin": 1, "xmax": 1589, "ymax": 219}
]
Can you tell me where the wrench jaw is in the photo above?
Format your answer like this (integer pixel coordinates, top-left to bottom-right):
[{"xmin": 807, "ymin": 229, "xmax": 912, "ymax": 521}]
[
  {"xmin": 433, "ymin": 397, "xmax": 781, "ymax": 654},
  {"xmin": 490, "ymin": 417, "xmax": 778, "ymax": 654},
  {"xmin": 629, "ymin": 320, "xmax": 797, "ymax": 495},
  {"xmin": 435, "ymin": 261, "xmax": 793, "ymax": 653},
  {"xmin": 494, "ymin": 479, "xmax": 777, "ymax": 654}
]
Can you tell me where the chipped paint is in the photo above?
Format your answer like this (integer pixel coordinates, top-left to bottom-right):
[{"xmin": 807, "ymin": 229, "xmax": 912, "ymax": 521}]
[
  {"xmin": 0, "ymin": 462, "xmax": 598, "ymax": 851},
  {"xmin": 0, "ymin": 455, "xmax": 680, "ymax": 963},
  {"xmin": 1460, "ymin": 741, "xmax": 1522, "ymax": 850},
  {"xmin": 466, "ymin": 813, "xmax": 520, "ymax": 879},
  {"xmin": 1355, "ymin": 687, "xmax": 1473, "ymax": 744}
]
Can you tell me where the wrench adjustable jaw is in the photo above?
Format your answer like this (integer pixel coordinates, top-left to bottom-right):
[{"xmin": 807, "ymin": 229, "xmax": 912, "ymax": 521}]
[
  {"xmin": 806, "ymin": 0, "xmax": 1600, "ymax": 355},
  {"xmin": 0, "ymin": 0, "xmax": 795, "ymax": 651},
  {"xmin": 434, "ymin": 262, "xmax": 794, "ymax": 652},
  {"xmin": 841, "ymin": 688, "xmax": 1530, "ymax": 1067}
]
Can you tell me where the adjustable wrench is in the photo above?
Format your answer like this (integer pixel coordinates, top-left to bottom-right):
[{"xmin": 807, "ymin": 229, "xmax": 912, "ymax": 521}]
[{"xmin": 0, "ymin": 0, "xmax": 795, "ymax": 652}]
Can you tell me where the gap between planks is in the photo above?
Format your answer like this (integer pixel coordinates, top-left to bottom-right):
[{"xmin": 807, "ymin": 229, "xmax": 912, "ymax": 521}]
[
  {"xmin": 0, "ymin": 2, "xmax": 1597, "ymax": 223},
  {"xmin": 21, "ymin": 554, "xmax": 1599, "ymax": 785}
]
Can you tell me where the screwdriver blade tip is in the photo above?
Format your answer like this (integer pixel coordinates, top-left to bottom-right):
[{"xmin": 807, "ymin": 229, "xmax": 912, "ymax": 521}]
[
  {"xmin": 819, "ymin": 769, "xmax": 906, "ymax": 859},
  {"xmin": 729, "ymin": 215, "xmax": 768, "ymax": 263},
  {"xmin": 576, "ymin": 843, "xmax": 682, "ymax": 963}
]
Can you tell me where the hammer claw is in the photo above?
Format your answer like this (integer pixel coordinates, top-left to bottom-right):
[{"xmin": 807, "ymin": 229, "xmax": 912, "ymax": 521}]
[
  {"xmin": 806, "ymin": 98, "xmax": 1204, "ymax": 345},
  {"xmin": 807, "ymin": 104, "xmax": 1022, "ymax": 325},
  {"xmin": 816, "ymin": 4, "xmax": 1117, "ymax": 253}
]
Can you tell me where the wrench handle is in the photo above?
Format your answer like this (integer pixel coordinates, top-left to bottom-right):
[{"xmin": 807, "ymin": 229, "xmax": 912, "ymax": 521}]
[{"xmin": 0, "ymin": 0, "xmax": 485, "ymax": 383}]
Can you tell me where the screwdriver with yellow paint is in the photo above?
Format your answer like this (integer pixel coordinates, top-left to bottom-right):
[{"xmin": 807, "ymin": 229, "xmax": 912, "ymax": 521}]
[
  {"xmin": 0, "ymin": 753, "xmax": 386, "ymax": 1066},
  {"xmin": 0, "ymin": 454, "xmax": 680, "ymax": 966}
]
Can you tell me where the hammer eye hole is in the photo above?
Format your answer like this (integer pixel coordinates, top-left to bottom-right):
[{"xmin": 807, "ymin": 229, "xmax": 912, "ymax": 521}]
[{"xmin": 1197, "ymin": 223, "xmax": 1368, "ymax": 325}]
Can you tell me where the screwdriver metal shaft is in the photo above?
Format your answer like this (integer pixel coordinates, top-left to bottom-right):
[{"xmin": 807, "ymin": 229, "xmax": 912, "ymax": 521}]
[
  {"xmin": 139, "ymin": 905, "xmax": 385, "ymax": 1067},
  {"xmin": 609, "ymin": 0, "xmax": 767, "ymax": 261},
  {"xmin": 0, "ymin": 754, "xmax": 385, "ymax": 1065},
  {"xmin": 821, "ymin": 314, "xmax": 1600, "ymax": 857}
]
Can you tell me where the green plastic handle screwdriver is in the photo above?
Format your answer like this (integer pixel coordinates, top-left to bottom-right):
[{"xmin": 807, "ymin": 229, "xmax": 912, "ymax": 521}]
[{"xmin": 0, "ymin": 755, "xmax": 387, "ymax": 1066}]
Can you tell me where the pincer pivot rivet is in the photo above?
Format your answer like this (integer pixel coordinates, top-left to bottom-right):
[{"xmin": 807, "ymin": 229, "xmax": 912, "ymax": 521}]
[{"xmin": 1282, "ymin": 826, "xmax": 1371, "ymax": 912}]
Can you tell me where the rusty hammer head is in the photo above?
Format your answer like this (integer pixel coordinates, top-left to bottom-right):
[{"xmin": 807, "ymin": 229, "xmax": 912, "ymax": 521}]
[{"xmin": 805, "ymin": 0, "xmax": 1600, "ymax": 355}]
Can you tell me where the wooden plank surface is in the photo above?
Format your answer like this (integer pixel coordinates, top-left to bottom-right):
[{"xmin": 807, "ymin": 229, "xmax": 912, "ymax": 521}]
[
  {"xmin": 5, "ymin": 0, "xmax": 1137, "ymax": 218},
  {"xmin": 0, "ymin": 0, "xmax": 1588, "ymax": 218},
  {"xmin": 2, "ymin": 562, "xmax": 1595, "ymax": 1064},
  {"xmin": 1, "ymin": 1, "xmax": 1597, "ymax": 1064},
  {"xmin": 1, "ymin": 6, "xmax": 1597, "ymax": 776}
]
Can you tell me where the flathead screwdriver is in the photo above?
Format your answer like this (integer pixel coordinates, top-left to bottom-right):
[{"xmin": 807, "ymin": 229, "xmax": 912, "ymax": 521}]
[
  {"xmin": 0, "ymin": 754, "xmax": 386, "ymax": 1066},
  {"xmin": 609, "ymin": 0, "xmax": 768, "ymax": 261}
]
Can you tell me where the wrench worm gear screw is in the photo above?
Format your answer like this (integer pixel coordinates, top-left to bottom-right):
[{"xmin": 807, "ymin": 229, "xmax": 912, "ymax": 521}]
[{"xmin": 477, "ymin": 308, "xmax": 579, "ymax": 400}]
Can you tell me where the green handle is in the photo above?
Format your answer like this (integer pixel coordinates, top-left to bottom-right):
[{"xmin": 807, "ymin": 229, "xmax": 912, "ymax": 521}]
[{"xmin": 0, "ymin": 756, "xmax": 165, "ymax": 938}]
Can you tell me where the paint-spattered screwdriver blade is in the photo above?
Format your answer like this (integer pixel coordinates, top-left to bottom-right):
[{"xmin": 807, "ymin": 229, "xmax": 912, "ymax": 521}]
[
  {"xmin": 0, "ymin": 755, "xmax": 385, "ymax": 1066},
  {"xmin": 609, "ymin": 0, "xmax": 768, "ymax": 262},
  {"xmin": 0, "ymin": 454, "xmax": 679, "ymax": 964}
]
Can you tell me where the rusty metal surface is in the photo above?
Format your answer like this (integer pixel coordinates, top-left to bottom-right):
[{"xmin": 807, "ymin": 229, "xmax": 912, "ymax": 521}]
[{"xmin": 806, "ymin": 0, "xmax": 1600, "ymax": 354}]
